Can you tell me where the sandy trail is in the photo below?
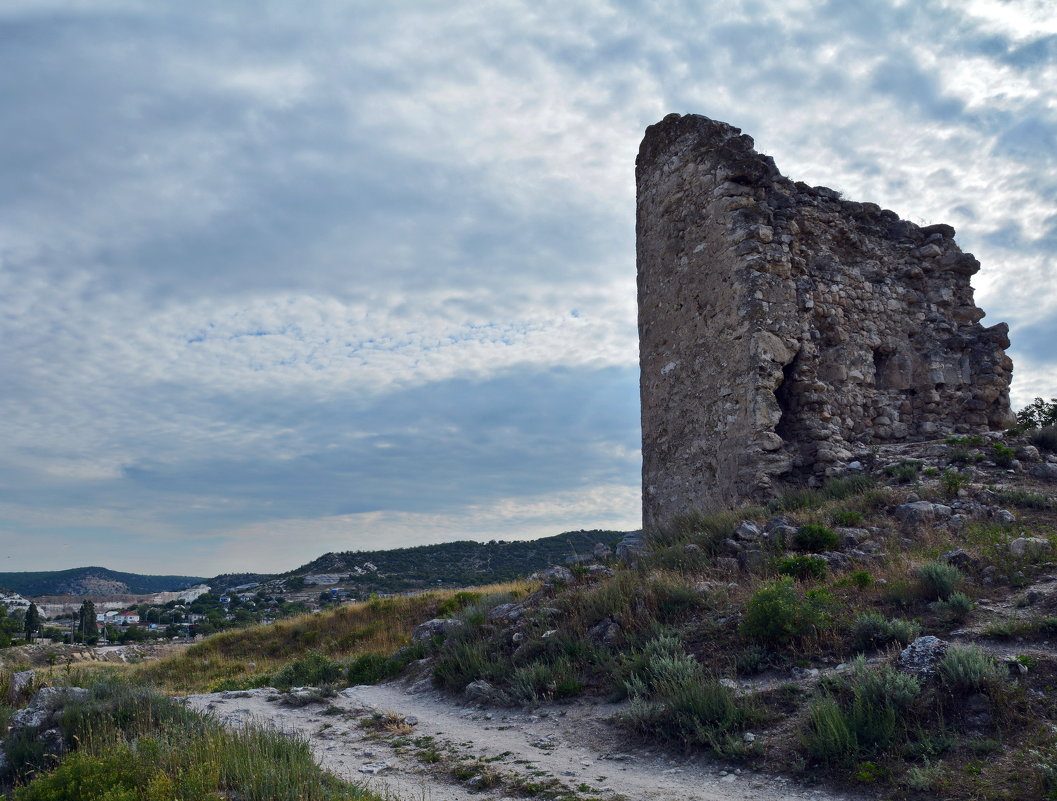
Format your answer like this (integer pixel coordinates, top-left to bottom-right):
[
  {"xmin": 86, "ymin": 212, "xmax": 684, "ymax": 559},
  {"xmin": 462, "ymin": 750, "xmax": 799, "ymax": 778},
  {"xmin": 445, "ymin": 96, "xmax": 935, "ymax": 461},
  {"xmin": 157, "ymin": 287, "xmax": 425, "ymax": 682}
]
[{"xmin": 184, "ymin": 682, "xmax": 865, "ymax": 801}]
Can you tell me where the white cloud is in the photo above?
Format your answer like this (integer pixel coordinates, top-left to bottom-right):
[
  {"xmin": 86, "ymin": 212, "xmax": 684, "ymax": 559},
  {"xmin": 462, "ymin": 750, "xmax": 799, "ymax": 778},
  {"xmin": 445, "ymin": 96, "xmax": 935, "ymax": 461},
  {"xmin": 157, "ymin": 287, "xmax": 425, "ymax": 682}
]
[{"xmin": 1, "ymin": 0, "xmax": 1054, "ymax": 574}]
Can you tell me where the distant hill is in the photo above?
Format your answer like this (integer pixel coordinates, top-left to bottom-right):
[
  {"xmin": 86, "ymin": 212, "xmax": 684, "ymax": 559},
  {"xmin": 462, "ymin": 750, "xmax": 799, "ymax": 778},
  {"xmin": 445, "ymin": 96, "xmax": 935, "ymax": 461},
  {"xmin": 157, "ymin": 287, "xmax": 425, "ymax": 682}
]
[
  {"xmin": 210, "ymin": 530, "xmax": 630, "ymax": 596},
  {"xmin": 0, "ymin": 567, "xmax": 206, "ymax": 597}
]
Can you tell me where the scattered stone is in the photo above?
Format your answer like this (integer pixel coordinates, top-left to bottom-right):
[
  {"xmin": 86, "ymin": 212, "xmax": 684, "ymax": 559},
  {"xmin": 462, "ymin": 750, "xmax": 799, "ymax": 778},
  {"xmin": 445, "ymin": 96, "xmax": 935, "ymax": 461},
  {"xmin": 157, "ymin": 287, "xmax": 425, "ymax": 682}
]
[
  {"xmin": 994, "ymin": 508, "xmax": 1016, "ymax": 524},
  {"xmin": 588, "ymin": 618, "xmax": 622, "ymax": 645},
  {"xmin": 1016, "ymin": 445, "xmax": 1041, "ymax": 462},
  {"xmin": 412, "ymin": 618, "xmax": 464, "ymax": 642},
  {"xmin": 899, "ymin": 636, "xmax": 949, "ymax": 677},
  {"xmin": 943, "ymin": 548, "xmax": 977, "ymax": 569},
  {"xmin": 1030, "ymin": 463, "xmax": 1057, "ymax": 483},
  {"xmin": 11, "ymin": 687, "xmax": 89, "ymax": 731},
  {"xmin": 965, "ymin": 693, "xmax": 993, "ymax": 726},
  {"xmin": 737, "ymin": 549, "xmax": 769, "ymax": 572},
  {"xmin": 529, "ymin": 565, "xmax": 575, "ymax": 584},
  {"xmin": 734, "ymin": 520, "xmax": 762, "ymax": 541},
  {"xmin": 487, "ymin": 603, "xmax": 526, "ymax": 622},
  {"xmin": 615, "ymin": 532, "xmax": 649, "ymax": 562},
  {"xmin": 10, "ymin": 670, "xmax": 35, "ymax": 702},
  {"xmin": 743, "ymin": 732, "xmax": 757, "ymax": 743},
  {"xmin": 358, "ymin": 761, "xmax": 391, "ymax": 775},
  {"xmin": 765, "ymin": 515, "xmax": 795, "ymax": 531},
  {"xmin": 1009, "ymin": 537, "xmax": 1052, "ymax": 558},
  {"xmin": 580, "ymin": 564, "xmax": 615, "ymax": 581},
  {"xmin": 835, "ymin": 527, "xmax": 869, "ymax": 547},
  {"xmin": 464, "ymin": 680, "xmax": 496, "ymax": 704},
  {"xmin": 406, "ymin": 677, "xmax": 434, "ymax": 694},
  {"xmin": 894, "ymin": 501, "xmax": 952, "ymax": 526},
  {"xmin": 819, "ymin": 551, "xmax": 852, "ymax": 570}
]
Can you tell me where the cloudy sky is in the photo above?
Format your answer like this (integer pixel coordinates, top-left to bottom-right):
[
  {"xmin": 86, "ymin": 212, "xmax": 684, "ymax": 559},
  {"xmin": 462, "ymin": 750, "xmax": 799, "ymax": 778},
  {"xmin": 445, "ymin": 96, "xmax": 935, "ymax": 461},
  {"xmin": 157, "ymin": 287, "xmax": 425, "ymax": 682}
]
[{"xmin": 2, "ymin": 0, "xmax": 1055, "ymax": 576}]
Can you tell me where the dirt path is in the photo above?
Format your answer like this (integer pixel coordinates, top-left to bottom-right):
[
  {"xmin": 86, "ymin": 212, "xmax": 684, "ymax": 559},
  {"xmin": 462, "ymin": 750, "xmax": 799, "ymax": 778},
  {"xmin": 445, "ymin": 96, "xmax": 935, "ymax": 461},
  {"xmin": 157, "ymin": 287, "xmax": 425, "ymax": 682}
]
[{"xmin": 183, "ymin": 682, "xmax": 866, "ymax": 801}]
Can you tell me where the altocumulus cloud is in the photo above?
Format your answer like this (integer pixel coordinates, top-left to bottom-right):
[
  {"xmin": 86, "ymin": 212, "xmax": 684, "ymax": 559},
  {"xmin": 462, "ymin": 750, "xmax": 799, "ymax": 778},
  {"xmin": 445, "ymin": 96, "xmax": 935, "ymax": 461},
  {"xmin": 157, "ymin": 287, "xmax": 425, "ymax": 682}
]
[{"xmin": 1, "ymin": 0, "xmax": 1054, "ymax": 573}]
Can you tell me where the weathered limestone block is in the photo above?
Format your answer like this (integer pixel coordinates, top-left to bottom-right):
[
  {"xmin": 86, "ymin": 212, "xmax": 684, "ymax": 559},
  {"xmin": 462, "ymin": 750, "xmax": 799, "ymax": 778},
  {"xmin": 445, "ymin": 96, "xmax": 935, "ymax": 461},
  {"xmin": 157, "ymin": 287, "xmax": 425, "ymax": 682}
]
[{"xmin": 638, "ymin": 114, "xmax": 1014, "ymax": 530}]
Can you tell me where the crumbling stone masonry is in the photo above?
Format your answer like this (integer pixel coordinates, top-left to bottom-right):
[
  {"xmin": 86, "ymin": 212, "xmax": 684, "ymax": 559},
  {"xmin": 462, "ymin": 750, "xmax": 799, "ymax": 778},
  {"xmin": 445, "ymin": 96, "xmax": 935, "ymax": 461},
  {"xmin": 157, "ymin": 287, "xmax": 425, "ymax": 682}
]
[{"xmin": 638, "ymin": 113, "xmax": 1013, "ymax": 530}]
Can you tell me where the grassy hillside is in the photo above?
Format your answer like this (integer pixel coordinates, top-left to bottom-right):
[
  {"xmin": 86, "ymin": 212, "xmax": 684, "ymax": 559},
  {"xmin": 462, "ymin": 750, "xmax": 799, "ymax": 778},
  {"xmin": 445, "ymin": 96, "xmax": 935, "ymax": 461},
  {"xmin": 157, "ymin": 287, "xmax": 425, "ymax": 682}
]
[
  {"xmin": 244, "ymin": 529, "xmax": 627, "ymax": 595},
  {"xmin": 128, "ymin": 580, "xmax": 531, "ymax": 693},
  {"xmin": 126, "ymin": 430, "xmax": 1057, "ymax": 800},
  {"xmin": 0, "ymin": 566, "xmax": 205, "ymax": 597}
]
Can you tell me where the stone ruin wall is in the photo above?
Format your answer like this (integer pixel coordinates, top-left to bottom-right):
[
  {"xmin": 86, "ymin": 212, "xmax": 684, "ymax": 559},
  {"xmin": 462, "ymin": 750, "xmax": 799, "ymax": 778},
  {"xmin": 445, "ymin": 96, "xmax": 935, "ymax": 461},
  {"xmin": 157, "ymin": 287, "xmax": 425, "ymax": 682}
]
[{"xmin": 638, "ymin": 113, "xmax": 1014, "ymax": 531}]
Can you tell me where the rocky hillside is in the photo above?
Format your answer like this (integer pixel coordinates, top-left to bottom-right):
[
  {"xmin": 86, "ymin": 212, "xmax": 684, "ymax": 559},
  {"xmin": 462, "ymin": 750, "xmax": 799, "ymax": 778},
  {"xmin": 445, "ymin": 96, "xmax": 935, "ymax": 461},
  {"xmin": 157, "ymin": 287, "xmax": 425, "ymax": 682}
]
[
  {"xmin": 396, "ymin": 428, "xmax": 1057, "ymax": 800},
  {"xmin": 0, "ymin": 567, "xmax": 205, "ymax": 598}
]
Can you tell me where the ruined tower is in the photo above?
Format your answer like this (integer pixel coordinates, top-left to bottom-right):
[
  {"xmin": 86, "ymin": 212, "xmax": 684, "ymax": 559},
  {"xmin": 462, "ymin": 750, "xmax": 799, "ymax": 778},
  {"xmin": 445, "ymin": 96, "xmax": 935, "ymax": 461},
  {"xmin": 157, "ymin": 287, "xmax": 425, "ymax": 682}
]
[{"xmin": 637, "ymin": 113, "xmax": 1013, "ymax": 531}]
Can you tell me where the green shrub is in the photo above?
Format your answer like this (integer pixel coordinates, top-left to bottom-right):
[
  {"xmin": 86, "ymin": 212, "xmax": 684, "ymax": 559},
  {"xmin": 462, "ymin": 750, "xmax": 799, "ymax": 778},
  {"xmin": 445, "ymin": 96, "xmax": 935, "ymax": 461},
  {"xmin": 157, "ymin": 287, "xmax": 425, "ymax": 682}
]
[
  {"xmin": 436, "ymin": 591, "xmax": 483, "ymax": 618},
  {"xmin": 346, "ymin": 653, "xmax": 399, "ymax": 685},
  {"xmin": 933, "ymin": 591, "xmax": 973, "ymax": 623},
  {"xmin": 735, "ymin": 645, "xmax": 769, "ymax": 676},
  {"xmin": 649, "ymin": 574, "xmax": 703, "ymax": 620},
  {"xmin": 794, "ymin": 524, "xmax": 838, "ymax": 553},
  {"xmin": 850, "ymin": 612, "xmax": 920, "ymax": 652},
  {"xmin": 271, "ymin": 651, "xmax": 343, "ymax": 690},
  {"xmin": 509, "ymin": 658, "xmax": 581, "ymax": 705},
  {"xmin": 771, "ymin": 475, "xmax": 876, "ymax": 512},
  {"xmin": 849, "ymin": 570, "xmax": 873, "ymax": 589},
  {"xmin": 992, "ymin": 488, "xmax": 1056, "ymax": 510},
  {"xmin": 775, "ymin": 555, "xmax": 828, "ymax": 581},
  {"xmin": 883, "ymin": 579, "xmax": 917, "ymax": 609},
  {"xmin": 14, "ymin": 746, "xmax": 143, "ymax": 801},
  {"xmin": 4, "ymin": 728, "xmax": 49, "ymax": 784},
  {"xmin": 946, "ymin": 438, "xmax": 984, "ymax": 465},
  {"xmin": 991, "ymin": 442, "xmax": 1016, "ymax": 467},
  {"xmin": 822, "ymin": 475, "xmax": 876, "ymax": 501},
  {"xmin": 1017, "ymin": 397, "xmax": 1057, "ymax": 430},
  {"xmin": 915, "ymin": 561, "xmax": 962, "ymax": 601},
  {"xmin": 650, "ymin": 509, "xmax": 744, "ymax": 551},
  {"xmin": 802, "ymin": 695, "xmax": 855, "ymax": 763},
  {"xmin": 621, "ymin": 635, "xmax": 755, "ymax": 757},
  {"xmin": 801, "ymin": 658, "xmax": 921, "ymax": 763},
  {"xmin": 831, "ymin": 509, "xmax": 864, "ymax": 526},
  {"xmin": 940, "ymin": 468, "xmax": 968, "ymax": 497},
  {"xmin": 741, "ymin": 577, "xmax": 832, "ymax": 645},
  {"xmin": 1033, "ymin": 425, "xmax": 1057, "ymax": 452},
  {"xmin": 433, "ymin": 639, "xmax": 499, "ymax": 692},
  {"xmin": 18, "ymin": 679, "xmax": 363, "ymax": 801},
  {"xmin": 885, "ymin": 460, "xmax": 923, "ymax": 483},
  {"xmin": 938, "ymin": 645, "xmax": 1001, "ymax": 694}
]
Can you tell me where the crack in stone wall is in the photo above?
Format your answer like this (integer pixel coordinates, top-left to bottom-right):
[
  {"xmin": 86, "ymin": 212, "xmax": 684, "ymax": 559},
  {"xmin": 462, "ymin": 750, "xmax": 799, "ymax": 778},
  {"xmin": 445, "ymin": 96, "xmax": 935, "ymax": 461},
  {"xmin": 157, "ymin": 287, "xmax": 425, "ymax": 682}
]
[{"xmin": 637, "ymin": 113, "xmax": 1014, "ymax": 531}]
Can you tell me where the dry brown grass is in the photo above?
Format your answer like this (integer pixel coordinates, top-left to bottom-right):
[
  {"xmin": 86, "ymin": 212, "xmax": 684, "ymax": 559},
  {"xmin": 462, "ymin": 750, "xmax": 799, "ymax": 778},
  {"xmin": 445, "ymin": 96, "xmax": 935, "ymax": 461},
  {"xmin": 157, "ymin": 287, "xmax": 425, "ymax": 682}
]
[{"xmin": 126, "ymin": 581, "xmax": 532, "ymax": 693}]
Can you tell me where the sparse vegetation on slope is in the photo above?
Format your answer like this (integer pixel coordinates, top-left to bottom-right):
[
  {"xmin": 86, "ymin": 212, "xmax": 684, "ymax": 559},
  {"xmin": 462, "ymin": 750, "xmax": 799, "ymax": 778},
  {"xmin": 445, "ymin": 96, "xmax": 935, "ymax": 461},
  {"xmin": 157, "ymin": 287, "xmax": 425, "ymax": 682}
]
[
  {"xmin": 130, "ymin": 581, "xmax": 530, "ymax": 693},
  {"xmin": 11, "ymin": 426, "xmax": 1057, "ymax": 801},
  {"xmin": 1, "ymin": 678, "xmax": 376, "ymax": 800}
]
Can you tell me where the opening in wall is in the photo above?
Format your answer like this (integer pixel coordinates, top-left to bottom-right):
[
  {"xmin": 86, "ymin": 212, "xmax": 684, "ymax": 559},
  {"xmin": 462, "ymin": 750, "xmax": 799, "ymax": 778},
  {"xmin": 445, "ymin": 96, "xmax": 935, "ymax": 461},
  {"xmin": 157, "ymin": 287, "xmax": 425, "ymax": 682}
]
[{"xmin": 775, "ymin": 356, "xmax": 799, "ymax": 441}]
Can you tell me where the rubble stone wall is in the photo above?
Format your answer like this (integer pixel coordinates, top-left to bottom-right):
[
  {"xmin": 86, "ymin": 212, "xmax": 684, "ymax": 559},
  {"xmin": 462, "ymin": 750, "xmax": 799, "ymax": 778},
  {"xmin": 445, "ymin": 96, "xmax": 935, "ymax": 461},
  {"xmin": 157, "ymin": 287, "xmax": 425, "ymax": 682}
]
[{"xmin": 638, "ymin": 113, "xmax": 1013, "ymax": 530}]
